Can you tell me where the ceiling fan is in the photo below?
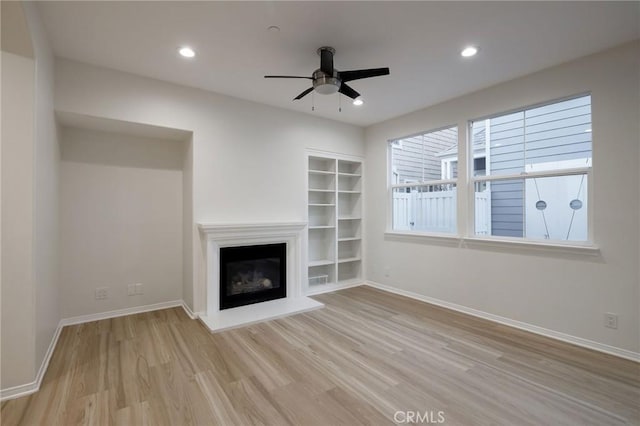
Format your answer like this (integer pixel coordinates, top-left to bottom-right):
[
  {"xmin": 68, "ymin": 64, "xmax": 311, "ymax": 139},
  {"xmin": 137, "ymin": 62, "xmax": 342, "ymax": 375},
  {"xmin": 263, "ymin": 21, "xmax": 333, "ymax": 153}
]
[{"xmin": 264, "ymin": 46, "xmax": 390, "ymax": 101}]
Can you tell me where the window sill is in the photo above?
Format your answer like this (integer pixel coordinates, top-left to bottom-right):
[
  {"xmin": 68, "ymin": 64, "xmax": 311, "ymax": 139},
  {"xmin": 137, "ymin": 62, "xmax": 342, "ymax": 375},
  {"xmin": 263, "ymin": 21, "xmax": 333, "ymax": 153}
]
[
  {"xmin": 384, "ymin": 231, "xmax": 601, "ymax": 256},
  {"xmin": 384, "ymin": 231, "xmax": 460, "ymax": 246}
]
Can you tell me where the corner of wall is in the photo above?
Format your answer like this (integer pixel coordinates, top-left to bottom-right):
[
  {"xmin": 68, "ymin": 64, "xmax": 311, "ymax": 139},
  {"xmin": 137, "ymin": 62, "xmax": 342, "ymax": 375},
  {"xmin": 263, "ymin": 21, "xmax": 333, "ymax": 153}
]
[{"xmin": 22, "ymin": 0, "xmax": 62, "ymax": 379}]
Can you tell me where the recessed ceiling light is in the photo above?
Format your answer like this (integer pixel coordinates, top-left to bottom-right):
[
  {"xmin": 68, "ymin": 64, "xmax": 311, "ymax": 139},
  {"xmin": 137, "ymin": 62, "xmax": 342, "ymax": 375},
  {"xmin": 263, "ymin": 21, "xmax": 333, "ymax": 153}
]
[
  {"xmin": 267, "ymin": 25, "xmax": 280, "ymax": 33},
  {"xmin": 353, "ymin": 98, "xmax": 364, "ymax": 106},
  {"xmin": 179, "ymin": 47, "xmax": 195, "ymax": 58},
  {"xmin": 461, "ymin": 46, "xmax": 479, "ymax": 58}
]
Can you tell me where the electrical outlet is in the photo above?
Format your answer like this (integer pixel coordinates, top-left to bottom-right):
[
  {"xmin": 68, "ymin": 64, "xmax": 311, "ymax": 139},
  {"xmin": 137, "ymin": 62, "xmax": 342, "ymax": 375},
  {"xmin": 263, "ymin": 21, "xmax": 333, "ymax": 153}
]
[
  {"xmin": 95, "ymin": 287, "xmax": 109, "ymax": 300},
  {"xmin": 127, "ymin": 283, "xmax": 136, "ymax": 296},
  {"xmin": 135, "ymin": 283, "xmax": 144, "ymax": 295},
  {"xmin": 604, "ymin": 313, "xmax": 618, "ymax": 329}
]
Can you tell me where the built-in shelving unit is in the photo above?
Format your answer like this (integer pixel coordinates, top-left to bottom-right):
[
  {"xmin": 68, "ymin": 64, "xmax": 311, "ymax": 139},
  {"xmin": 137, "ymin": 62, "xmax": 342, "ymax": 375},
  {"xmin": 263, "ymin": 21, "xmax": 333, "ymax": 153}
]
[{"xmin": 306, "ymin": 153, "xmax": 363, "ymax": 295}]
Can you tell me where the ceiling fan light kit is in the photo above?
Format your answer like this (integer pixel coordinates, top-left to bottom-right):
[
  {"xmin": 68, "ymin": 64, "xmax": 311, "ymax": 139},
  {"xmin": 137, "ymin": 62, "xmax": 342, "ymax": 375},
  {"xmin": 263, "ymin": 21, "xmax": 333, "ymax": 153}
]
[
  {"xmin": 312, "ymin": 70, "xmax": 340, "ymax": 95},
  {"xmin": 264, "ymin": 46, "xmax": 390, "ymax": 102}
]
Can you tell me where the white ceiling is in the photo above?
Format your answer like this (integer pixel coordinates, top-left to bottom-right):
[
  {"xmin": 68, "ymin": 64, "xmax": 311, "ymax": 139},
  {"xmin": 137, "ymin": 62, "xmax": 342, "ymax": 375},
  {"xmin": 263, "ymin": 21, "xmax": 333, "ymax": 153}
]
[{"xmin": 37, "ymin": 1, "xmax": 639, "ymax": 127}]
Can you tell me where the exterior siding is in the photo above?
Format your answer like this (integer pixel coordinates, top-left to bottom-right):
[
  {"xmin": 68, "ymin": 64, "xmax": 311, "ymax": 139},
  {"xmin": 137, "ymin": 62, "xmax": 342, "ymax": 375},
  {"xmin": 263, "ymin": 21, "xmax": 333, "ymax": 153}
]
[{"xmin": 391, "ymin": 127, "xmax": 457, "ymax": 183}]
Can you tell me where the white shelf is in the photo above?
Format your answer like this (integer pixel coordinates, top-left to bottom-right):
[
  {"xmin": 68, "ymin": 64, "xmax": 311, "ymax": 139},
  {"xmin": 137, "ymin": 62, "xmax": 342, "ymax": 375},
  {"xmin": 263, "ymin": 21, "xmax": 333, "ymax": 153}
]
[
  {"xmin": 306, "ymin": 280, "xmax": 362, "ymax": 296},
  {"xmin": 337, "ymin": 277, "xmax": 363, "ymax": 286},
  {"xmin": 308, "ymin": 157, "xmax": 336, "ymax": 174},
  {"xmin": 307, "ymin": 154, "xmax": 363, "ymax": 295},
  {"xmin": 309, "ymin": 280, "xmax": 335, "ymax": 287},
  {"xmin": 309, "ymin": 259, "xmax": 334, "ymax": 267},
  {"xmin": 337, "ymin": 257, "xmax": 361, "ymax": 263},
  {"xmin": 337, "ymin": 159, "xmax": 362, "ymax": 175},
  {"xmin": 309, "ymin": 170, "xmax": 335, "ymax": 175}
]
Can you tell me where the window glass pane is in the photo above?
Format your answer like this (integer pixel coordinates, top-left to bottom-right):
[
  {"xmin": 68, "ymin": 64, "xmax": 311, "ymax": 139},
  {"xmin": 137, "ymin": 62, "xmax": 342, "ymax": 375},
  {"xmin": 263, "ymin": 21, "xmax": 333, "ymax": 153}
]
[
  {"xmin": 472, "ymin": 95, "xmax": 592, "ymax": 177},
  {"xmin": 393, "ymin": 184, "xmax": 457, "ymax": 234},
  {"xmin": 391, "ymin": 127, "xmax": 458, "ymax": 183},
  {"xmin": 475, "ymin": 174, "xmax": 588, "ymax": 241}
]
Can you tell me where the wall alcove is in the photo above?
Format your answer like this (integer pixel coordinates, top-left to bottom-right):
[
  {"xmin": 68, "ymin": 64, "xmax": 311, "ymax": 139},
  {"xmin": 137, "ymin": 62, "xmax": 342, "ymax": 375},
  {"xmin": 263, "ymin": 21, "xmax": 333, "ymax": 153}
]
[{"xmin": 56, "ymin": 112, "xmax": 194, "ymax": 318}]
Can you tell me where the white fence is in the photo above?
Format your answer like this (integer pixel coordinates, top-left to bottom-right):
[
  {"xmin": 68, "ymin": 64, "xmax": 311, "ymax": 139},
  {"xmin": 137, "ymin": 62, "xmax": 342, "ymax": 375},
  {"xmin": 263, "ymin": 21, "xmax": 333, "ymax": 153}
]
[{"xmin": 393, "ymin": 190, "xmax": 491, "ymax": 234}]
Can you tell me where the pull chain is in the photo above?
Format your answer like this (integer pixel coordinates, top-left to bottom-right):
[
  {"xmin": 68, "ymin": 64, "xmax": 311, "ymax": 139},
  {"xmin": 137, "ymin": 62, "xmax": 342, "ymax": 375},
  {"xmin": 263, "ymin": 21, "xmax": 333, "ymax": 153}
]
[
  {"xmin": 311, "ymin": 91, "xmax": 315, "ymax": 112},
  {"xmin": 339, "ymin": 94, "xmax": 342, "ymax": 112}
]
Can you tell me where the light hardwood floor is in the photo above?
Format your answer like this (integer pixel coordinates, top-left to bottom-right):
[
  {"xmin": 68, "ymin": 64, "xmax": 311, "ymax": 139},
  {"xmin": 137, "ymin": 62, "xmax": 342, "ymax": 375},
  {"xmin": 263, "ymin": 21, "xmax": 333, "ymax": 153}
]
[{"xmin": 2, "ymin": 286, "xmax": 639, "ymax": 425}]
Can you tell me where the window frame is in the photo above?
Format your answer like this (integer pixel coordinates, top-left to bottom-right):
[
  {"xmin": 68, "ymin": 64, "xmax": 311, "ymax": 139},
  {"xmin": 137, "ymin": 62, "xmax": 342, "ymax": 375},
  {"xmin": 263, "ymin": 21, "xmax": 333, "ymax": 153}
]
[
  {"xmin": 385, "ymin": 92, "xmax": 598, "ymax": 254},
  {"xmin": 468, "ymin": 93, "xmax": 594, "ymax": 245}
]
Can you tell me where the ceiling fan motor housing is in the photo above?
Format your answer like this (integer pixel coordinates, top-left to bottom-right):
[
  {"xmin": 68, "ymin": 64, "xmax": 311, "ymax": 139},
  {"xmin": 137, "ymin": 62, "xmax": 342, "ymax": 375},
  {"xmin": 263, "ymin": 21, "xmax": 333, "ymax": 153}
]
[{"xmin": 312, "ymin": 69, "xmax": 341, "ymax": 95}]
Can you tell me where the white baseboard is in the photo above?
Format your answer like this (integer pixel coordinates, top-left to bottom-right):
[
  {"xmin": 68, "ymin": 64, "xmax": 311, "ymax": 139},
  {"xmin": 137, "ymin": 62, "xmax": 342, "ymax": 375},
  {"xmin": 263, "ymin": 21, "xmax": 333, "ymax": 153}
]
[
  {"xmin": 0, "ymin": 380, "xmax": 40, "ymax": 401},
  {"xmin": 60, "ymin": 300, "xmax": 185, "ymax": 326},
  {"xmin": 1, "ymin": 299, "xmax": 197, "ymax": 401},
  {"xmin": 34, "ymin": 320, "xmax": 64, "ymax": 389},
  {"xmin": 365, "ymin": 281, "xmax": 640, "ymax": 363},
  {"xmin": 0, "ymin": 319, "xmax": 63, "ymax": 401},
  {"xmin": 0, "ymin": 379, "xmax": 39, "ymax": 401},
  {"xmin": 181, "ymin": 301, "xmax": 198, "ymax": 319}
]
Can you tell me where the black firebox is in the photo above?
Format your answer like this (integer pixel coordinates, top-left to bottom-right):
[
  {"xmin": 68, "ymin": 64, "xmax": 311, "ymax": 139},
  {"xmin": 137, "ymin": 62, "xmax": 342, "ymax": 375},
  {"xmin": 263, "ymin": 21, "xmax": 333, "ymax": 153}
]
[{"xmin": 219, "ymin": 243, "xmax": 286, "ymax": 310}]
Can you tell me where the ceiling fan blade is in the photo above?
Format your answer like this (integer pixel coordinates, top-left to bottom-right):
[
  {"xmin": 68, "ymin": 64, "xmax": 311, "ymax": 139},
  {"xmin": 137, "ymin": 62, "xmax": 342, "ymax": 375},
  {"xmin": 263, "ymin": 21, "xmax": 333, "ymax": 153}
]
[
  {"xmin": 264, "ymin": 75, "xmax": 312, "ymax": 79},
  {"xmin": 320, "ymin": 48, "xmax": 334, "ymax": 75},
  {"xmin": 339, "ymin": 67, "xmax": 390, "ymax": 82},
  {"xmin": 293, "ymin": 87, "xmax": 314, "ymax": 101},
  {"xmin": 338, "ymin": 83, "xmax": 360, "ymax": 100}
]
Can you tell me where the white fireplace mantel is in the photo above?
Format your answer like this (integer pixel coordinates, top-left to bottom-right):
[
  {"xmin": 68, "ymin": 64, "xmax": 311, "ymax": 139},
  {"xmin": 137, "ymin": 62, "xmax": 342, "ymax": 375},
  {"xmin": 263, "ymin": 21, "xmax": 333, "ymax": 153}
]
[{"xmin": 197, "ymin": 221, "xmax": 323, "ymax": 332}]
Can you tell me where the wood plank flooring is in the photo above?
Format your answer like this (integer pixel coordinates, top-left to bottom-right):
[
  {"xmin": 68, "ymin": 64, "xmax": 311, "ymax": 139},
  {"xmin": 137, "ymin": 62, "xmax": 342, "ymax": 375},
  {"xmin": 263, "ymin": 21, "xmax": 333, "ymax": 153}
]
[{"xmin": 2, "ymin": 286, "xmax": 639, "ymax": 425}]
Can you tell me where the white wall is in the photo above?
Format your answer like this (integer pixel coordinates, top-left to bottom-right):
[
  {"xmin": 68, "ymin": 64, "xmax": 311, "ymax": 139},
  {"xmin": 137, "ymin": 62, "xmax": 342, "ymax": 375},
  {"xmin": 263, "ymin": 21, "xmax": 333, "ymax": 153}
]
[
  {"xmin": 54, "ymin": 59, "xmax": 365, "ymax": 313},
  {"xmin": 365, "ymin": 42, "xmax": 640, "ymax": 354},
  {"xmin": 0, "ymin": 1, "xmax": 33, "ymax": 58},
  {"xmin": 1, "ymin": 51, "xmax": 36, "ymax": 389},
  {"xmin": 23, "ymin": 1, "xmax": 61, "ymax": 377},
  {"xmin": 1, "ymin": 1, "xmax": 60, "ymax": 392},
  {"xmin": 60, "ymin": 127, "xmax": 184, "ymax": 318},
  {"xmin": 182, "ymin": 136, "xmax": 194, "ymax": 309}
]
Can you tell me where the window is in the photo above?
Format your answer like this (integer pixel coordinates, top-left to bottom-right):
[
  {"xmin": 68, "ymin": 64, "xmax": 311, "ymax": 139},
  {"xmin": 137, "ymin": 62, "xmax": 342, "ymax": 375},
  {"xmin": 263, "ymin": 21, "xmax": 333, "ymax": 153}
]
[
  {"xmin": 471, "ymin": 95, "xmax": 592, "ymax": 241},
  {"xmin": 390, "ymin": 126, "xmax": 458, "ymax": 234},
  {"xmin": 387, "ymin": 94, "xmax": 593, "ymax": 247}
]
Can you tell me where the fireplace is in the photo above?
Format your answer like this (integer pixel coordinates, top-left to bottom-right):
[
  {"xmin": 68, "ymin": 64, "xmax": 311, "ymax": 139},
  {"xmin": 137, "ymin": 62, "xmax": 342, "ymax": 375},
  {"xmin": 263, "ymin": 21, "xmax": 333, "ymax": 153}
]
[
  {"xmin": 220, "ymin": 243, "xmax": 286, "ymax": 310},
  {"xmin": 198, "ymin": 222, "xmax": 323, "ymax": 332}
]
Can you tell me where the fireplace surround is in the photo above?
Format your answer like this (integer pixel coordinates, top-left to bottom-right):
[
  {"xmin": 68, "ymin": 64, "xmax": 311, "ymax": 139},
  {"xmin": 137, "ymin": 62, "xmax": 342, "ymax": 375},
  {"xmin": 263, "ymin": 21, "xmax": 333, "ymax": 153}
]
[{"xmin": 198, "ymin": 222, "xmax": 323, "ymax": 331}]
